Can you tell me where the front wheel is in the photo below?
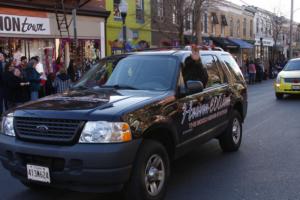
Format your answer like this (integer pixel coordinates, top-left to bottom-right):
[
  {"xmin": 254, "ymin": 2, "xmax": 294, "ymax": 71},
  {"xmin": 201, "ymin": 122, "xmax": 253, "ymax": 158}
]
[
  {"xmin": 219, "ymin": 110, "xmax": 242, "ymax": 152},
  {"xmin": 275, "ymin": 93, "xmax": 284, "ymax": 100},
  {"xmin": 124, "ymin": 140, "xmax": 170, "ymax": 200}
]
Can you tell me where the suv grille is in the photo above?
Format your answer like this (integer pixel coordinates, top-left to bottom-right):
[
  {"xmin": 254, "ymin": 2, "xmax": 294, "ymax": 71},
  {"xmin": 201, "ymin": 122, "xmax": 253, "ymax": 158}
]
[
  {"xmin": 14, "ymin": 117, "xmax": 85, "ymax": 144},
  {"xmin": 284, "ymin": 78, "xmax": 300, "ymax": 83}
]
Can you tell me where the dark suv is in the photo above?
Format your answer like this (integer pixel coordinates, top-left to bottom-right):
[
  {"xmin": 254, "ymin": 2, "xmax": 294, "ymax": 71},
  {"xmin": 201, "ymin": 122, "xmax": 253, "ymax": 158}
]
[{"xmin": 0, "ymin": 50, "xmax": 247, "ymax": 200}]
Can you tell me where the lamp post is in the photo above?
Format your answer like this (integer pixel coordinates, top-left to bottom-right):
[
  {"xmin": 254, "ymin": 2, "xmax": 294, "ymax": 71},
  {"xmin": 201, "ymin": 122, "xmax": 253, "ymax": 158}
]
[
  {"xmin": 289, "ymin": 0, "xmax": 294, "ymax": 59},
  {"xmin": 119, "ymin": 0, "xmax": 128, "ymax": 53}
]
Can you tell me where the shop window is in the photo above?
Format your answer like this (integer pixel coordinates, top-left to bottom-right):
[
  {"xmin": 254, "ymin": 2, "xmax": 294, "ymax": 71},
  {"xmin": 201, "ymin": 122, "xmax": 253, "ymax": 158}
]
[
  {"xmin": 136, "ymin": 0, "xmax": 144, "ymax": 23},
  {"xmin": 113, "ymin": 0, "xmax": 121, "ymax": 20}
]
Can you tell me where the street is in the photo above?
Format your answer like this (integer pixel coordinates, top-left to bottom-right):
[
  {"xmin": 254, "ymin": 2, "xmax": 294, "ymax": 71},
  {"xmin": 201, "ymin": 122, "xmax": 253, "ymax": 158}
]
[{"xmin": 1, "ymin": 79, "xmax": 300, "ymax": 200}]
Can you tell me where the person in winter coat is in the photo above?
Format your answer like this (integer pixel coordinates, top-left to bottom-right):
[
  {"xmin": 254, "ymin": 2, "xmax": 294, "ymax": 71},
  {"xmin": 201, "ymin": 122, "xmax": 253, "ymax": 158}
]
[
  {"xmin": 52, "ymin": 67, "xmax": 71, "ymax": 93},
  {"xmin": 248, "ymin": 61, "xmax": 256, "ymax": 85},
  {"xmin": 3, "ymin": 66, "xmax": 29, "ymax": 108},
  {"xmin": 67, "ymin": 59, "xmax": 76, "ymax": 82},
  {"xmin": 183, "ymin": 45, "xmax": 208, "ymax": 88},
  {"xmin": 25, "ymin": 60, "xmax": 41, "ymax": 101}
]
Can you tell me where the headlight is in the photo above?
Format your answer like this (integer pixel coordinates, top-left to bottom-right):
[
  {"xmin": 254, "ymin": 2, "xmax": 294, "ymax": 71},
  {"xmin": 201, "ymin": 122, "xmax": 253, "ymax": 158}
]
[
  {"xmin": 1, "ymin": 113, "xmax": 15, "ymax": 137},
  {"xmin": 276, "ymin": 75, "xmax": 281, "ymax": 84},
  {"xmin": 79, "ymin": 121, "xmax": 132, "ymax": 143}
]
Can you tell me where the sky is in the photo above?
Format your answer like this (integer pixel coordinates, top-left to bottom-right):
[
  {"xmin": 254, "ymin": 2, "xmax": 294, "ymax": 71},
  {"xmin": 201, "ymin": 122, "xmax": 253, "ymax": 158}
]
[{"xmin": 228, "ymin": 0, "xmax": 300, "ymax": 22}]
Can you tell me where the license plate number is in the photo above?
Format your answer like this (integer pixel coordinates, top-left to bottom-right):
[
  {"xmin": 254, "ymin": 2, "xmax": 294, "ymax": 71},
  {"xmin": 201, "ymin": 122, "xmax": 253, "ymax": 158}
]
[
  {"xmin": 292, "ymin": 85, "xmax": 300, "ymax": 90},
  {"xmin": 27, "ymin": 164, "xmax": 51, "ymax": 183}
]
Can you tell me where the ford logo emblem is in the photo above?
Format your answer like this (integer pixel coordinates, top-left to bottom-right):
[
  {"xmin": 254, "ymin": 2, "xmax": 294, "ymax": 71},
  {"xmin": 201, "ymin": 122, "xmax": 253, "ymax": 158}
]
[{"xmin": 36, "ymin": 125, "xmax": 49, "ymax": 133}]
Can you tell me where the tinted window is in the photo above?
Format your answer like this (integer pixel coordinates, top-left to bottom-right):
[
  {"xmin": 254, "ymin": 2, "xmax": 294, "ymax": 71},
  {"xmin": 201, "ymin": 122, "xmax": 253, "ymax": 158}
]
[
  {"xmin": 221, "ymin": 54, "xmax": 244, "ymax": 81},
  {"xmin": 284, "ymin": 60, "xmax": 300, "ymax": 71},
  {"xmin": 201, "ymin": 55, "xmax": 222, "ymax": 87},
  {"xmin": 212, "ymin": 55, "xmax": 227, "ymax": 83},
  {"xmin": 75, "ymin": 55, "xmax": 178, "ymax": 91},
  {"xmin": 106, "ymin": 56, "xmax": 178, "ymax": 90}
]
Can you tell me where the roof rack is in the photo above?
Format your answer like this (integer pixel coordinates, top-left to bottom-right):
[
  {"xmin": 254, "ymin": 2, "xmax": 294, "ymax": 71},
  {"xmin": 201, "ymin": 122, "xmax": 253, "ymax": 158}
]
[{"xmin": 128, "ymin": 44, "xmax": 224, "ymax": 53}]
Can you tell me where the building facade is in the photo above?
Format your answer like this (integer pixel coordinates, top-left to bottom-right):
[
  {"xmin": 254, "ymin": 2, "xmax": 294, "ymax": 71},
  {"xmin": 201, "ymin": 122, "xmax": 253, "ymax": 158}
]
[
  {"xmin": 106, "ymin": 0, "xmax": 151, "ymax": 55},
  {"xmin": 151, "ymin": 0, "xmax": 179, "ymax": 47},
  {"xmin": 0, "ymin": 0, "xmax": 109, "ymax": 72}
]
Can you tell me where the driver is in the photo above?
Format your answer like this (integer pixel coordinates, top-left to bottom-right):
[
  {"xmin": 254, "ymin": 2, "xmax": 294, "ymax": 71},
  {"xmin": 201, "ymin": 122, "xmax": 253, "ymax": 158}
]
[{"xmin": 183, "ymin": 45, "xmax": 208, "ymax": 88}]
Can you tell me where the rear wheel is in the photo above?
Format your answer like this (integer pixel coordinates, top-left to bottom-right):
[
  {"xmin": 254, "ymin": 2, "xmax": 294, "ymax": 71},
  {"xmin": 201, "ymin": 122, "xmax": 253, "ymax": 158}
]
[
  {"xmin": 219, "ymin": 110, "xmax": 242, "ymax": 152},
  {"xmin": 124, "ymin": 140, "xmax": 170, "ymax": 200},
  {"xmin": 275, "ymin": 93, "xmax": 284, "ymax": 100}
]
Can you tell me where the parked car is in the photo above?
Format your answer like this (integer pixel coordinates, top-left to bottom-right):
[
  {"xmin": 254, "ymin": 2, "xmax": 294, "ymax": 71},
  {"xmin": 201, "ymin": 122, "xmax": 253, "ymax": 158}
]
[
  {"xmin": 0, "ymin": 50, "xmax": 247, "ymax": 200},
  {"xmin": 274, "ymin": 58, "xmax": 300, "ymax": 99}
]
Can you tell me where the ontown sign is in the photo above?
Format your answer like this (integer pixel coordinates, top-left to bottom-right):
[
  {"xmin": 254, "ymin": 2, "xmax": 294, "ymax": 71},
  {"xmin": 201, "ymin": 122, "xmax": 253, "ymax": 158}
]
[{"xmin": 0, "ymin": 14, "xmax": 50, "ymax": 35}]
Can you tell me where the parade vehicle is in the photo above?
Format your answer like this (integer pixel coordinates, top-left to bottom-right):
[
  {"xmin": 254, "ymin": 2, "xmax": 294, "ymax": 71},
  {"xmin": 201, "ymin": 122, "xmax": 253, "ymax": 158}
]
[
  {"xmin": 274, "ymin": 58, "xmax": 300, "ymax": 99},
  {"xmin": 0, "ymin": 49, "xmax": 247, "ymax": 200}
]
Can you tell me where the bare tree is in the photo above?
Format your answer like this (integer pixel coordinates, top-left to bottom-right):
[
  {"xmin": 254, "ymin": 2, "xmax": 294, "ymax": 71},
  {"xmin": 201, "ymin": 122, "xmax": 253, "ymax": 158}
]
[
  {"xmin": 269, "ymin": 12, "xmax": 286, "ymax": 60},
  {"xmin": 151, "ymin": 0, "xmax": 218, "ymax": 45}
]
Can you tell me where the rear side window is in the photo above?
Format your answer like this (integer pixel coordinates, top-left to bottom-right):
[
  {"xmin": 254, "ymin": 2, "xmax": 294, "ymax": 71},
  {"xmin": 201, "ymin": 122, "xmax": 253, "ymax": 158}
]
[
  {"xmin": 221, "ymin": 54, "xmax": 244, "ymax": 81},
  {"xmin": 201, "ymin": 55, "xmax": 223, "ymax": 88}
]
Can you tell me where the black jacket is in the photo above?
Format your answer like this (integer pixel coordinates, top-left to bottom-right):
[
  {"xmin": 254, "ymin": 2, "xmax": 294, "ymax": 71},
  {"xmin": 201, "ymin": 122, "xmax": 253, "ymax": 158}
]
[
  {"xmin": 3, "ymin": 71, "xmax": 27, "ymax": 103},
  {"xmin": 183, "ymin": 56, "xmax": 208, "ymax": 88}
]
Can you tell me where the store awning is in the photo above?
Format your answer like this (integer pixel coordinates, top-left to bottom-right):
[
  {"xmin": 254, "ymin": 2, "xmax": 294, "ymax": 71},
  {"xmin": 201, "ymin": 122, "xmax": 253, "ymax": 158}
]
[
  {"xmin": 210, "ymin": 37, "xmax": 239, "ymax": 49},
  {"xmin": 228, "ymin": 38, "xmax": 254, "ymax": 49}
]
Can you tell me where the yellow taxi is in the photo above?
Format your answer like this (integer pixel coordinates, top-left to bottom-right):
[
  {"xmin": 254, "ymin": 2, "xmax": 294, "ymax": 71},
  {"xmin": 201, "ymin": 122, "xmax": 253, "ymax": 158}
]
[{"xmin": 275, "ymin": 58, "xmax": 300, "ymax": 99}]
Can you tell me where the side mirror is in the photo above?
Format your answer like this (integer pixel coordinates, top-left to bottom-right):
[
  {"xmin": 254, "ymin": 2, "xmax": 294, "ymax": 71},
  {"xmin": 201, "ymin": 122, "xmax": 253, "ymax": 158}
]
[{"xmin": 186, "ymin": 80, "xmax": 204, "ymax": 94}]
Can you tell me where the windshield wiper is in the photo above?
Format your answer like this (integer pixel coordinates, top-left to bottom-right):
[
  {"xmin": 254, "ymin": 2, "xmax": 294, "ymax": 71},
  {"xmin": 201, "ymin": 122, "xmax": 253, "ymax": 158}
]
[{"xmin": 102, "ymin": 84, "xmax": 139, "ymax": 90}]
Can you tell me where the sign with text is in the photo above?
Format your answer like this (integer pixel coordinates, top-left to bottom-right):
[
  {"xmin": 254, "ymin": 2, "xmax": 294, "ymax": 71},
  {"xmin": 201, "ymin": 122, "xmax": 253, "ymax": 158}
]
[{"xmin": 0, "ymin": 14, "xmax": 50, "ymax": 35}]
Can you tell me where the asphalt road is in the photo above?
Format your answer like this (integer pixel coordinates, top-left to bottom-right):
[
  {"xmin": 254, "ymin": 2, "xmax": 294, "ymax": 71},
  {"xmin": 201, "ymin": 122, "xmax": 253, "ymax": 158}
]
[{"xmin": 1, "ymin": 80, "xmax": 300, "ymax": 200}]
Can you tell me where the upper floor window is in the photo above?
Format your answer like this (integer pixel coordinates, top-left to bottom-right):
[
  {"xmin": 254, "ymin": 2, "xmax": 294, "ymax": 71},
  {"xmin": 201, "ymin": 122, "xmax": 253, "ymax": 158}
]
[
  {"xmin": 221, "ymin": 15, "xmax": 228, "ymax": 36},
  {"xmin": 157, "ymin": 0, "xmax": 164, "ymax": 19},
  {"xmin": 211, "ymin": 13, "xmax": 219, "ymax": 35},
  {"xmin": 113, "ymin": 0, "xmax": 121, "ymax": 20},
  {"xmin": 230, "ymin": 17, "xmax": 234, "ymax": 37},
  {"xmin": 136, "ymin": 0, "xmax": 144, "ymax": 23},
  {"xmin": 204, "ymin": 13, "xmax": 208, "ymax": 33},
  {"xmin": 237, "ymin": 19, "xmax": 240, "ymax": 37},
  {"xmin": 256, "ymin": 18, "xmax": 259, "ymax": 33},
  {"xmin": 243, "ymin": 18, "xmax": 247, "ymax": 37},
  {"xmin": 250, "ymin": 20, "xmax": 253, "ymax": 37}
]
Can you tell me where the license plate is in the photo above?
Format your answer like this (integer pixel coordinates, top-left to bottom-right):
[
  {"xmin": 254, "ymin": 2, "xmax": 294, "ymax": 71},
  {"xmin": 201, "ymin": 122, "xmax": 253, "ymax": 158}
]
[
  {"xmin": 27, "ymin": 164, "xmax": 51, "ymax": 183},
  {"xmin": 292, "ymin": 85, "xmax": 300, "ymax": 90}
]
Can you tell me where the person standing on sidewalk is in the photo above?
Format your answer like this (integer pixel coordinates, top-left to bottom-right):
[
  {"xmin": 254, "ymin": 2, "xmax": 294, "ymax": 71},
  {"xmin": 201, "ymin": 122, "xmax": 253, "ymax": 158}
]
[
  {"xmin": 52, "ymin": 67, "xmax": 71, "ymax": 93},
  {"xmin": 25, "ymin": 60, "xmax": 41, "ymax": 101},
  {"xmin": 248, "ymin": 60, "xmax": 256, "ymax": 85}
]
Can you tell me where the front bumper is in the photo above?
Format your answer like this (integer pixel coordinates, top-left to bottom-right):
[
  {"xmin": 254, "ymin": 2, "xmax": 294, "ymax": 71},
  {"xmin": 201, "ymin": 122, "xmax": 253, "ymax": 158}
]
[
  {"xmin": 274, "ymin": 82, "xmax": 300, "ymax": 94},
  {"xmin": 0, "ymin": 134, "xmax": 142, "ymax": 192}
]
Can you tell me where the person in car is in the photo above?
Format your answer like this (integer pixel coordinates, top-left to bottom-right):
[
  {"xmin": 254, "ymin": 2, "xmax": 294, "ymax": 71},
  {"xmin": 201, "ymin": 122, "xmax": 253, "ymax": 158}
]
[{"xmin": 183, "ymin": 45, "xmax": 208, "ymax": 88}]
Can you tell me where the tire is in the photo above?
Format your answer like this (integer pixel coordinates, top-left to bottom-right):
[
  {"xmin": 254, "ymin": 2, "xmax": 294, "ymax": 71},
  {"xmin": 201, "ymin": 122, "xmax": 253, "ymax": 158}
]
[
  {"xmin": 124, "ymin": 140, "xmax": 170, "ymax": 200},
  {"xmin": 219, "ymin": 110, "xmax": 242, "ymax": 152},
  {"xmin": 276, "ymin": 93, "xmax": 284, "ymax": 100}
]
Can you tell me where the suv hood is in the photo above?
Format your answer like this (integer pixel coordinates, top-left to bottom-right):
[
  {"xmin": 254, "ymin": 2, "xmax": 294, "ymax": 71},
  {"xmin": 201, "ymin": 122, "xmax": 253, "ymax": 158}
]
[{"xmin": 13, "ymin": 89, "xmax": 171, "ymax": 120}]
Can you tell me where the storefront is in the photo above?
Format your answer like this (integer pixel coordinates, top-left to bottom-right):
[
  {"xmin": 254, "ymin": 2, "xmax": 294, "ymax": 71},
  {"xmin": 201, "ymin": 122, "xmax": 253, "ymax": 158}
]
[{"xmin": 0, "ymin": 6, "xmax": 108, "ymax": 73}]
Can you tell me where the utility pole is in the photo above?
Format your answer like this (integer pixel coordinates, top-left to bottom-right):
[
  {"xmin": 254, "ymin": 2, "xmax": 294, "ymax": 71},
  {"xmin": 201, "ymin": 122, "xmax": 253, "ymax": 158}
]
[{"xmin": 289, "ymin": 0, "xmax": 294, "ymax": 59}]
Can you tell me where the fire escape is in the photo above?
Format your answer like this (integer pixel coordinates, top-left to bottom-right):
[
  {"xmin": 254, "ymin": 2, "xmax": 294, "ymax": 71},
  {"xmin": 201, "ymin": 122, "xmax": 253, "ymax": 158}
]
[{"xmin": 54, "ymin": 0, "xmax": 70, "ymax": 38}]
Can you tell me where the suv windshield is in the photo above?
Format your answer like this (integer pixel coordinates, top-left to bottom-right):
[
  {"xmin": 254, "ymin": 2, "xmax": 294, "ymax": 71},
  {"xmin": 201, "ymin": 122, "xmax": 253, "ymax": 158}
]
[
  {"xmin": 74, "ymin": 55, "xmax": 178, "ymax": 91},
  {"xmin": 284, "ymin": 60, "xmax": 300, "ymax": 71}
]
